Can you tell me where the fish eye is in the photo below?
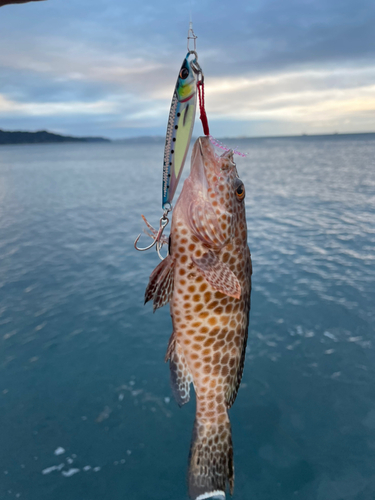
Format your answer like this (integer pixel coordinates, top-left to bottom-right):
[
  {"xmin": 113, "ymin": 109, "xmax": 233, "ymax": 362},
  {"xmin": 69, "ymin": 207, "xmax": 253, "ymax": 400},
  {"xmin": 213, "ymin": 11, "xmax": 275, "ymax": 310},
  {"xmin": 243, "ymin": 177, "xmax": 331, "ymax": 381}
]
[
  {"xmin": 179, "ymin": 67, "xmax": 189, "ymax": 79},
  {"xmin": 235, "ymin": 183, "xmax": 245, "ymax": 201}
]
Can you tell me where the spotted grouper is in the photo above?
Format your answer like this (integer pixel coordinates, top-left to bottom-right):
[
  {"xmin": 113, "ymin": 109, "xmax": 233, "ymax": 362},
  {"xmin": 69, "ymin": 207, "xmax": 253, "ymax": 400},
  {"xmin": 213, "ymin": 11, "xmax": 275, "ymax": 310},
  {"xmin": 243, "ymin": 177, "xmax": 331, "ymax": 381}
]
[{"xmin": 145, "ymin": 136, "xmax": 252, "ymax": 500}]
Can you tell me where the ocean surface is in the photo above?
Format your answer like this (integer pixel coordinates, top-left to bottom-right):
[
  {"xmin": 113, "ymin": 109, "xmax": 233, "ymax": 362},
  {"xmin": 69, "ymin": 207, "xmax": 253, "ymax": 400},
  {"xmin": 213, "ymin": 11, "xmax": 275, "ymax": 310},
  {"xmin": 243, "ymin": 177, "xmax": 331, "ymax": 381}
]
[{"xmin": 0, "ymin": 135, "xmax": 374, "ymax": 500}]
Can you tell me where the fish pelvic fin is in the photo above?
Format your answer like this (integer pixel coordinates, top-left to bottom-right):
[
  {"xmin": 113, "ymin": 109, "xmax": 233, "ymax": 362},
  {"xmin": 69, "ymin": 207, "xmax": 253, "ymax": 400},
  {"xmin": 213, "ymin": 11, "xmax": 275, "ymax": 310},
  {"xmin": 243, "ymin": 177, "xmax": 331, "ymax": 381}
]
[
  {"xmin": 145, "ymin": 255, "xmax": 175, "ymax": 312},
  {"xmin": 165, "ymin": 332, "xmax": 192, "ymax": 407},
  {"xmin": 189, "ymin": 412, "xmax": 234, "ymax": 500},
  {"xmin": 192, "ymin": 251, "xmax": 241, "ymax": 299}
]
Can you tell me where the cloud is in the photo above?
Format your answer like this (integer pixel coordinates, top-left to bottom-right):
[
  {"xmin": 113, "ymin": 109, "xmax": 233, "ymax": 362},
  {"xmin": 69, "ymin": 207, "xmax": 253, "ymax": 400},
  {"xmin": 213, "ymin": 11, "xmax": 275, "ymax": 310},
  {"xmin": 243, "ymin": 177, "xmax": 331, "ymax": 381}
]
[
  {"xmin": 206, "ymin": 66, "xmax": 375, "ymax": 118},
  {"xmin": 0, "ymin": 94, "xmax": 117, "ymax": 116},
  {"xmin": 0, "ymin": 0, "xmax": 375, "ymax": 137}
]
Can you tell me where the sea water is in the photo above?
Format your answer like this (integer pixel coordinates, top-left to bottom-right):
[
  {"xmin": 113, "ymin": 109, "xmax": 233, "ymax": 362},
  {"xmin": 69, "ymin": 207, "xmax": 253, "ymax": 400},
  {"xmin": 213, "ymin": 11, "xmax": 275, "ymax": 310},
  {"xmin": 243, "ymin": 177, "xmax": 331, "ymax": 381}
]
[{"xmin": 0, "ymin": 135, "xmax": 374, "ymax": 500}]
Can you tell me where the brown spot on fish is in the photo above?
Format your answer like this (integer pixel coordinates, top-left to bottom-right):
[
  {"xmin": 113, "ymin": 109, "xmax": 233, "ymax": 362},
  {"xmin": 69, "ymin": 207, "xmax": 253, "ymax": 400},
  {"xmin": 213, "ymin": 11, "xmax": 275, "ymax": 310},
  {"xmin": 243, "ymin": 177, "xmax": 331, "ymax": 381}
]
[
  {"xmin": 199, "ymin": 311, "xmax": 209, "ymax": 319},
  {"xmin": 204, "ymin": 338, "xmax": 215, "ymax": 347},
  {"xmin": 213, "ymin": 352, "xmax": 221, "ymax": 365},
  {"xmin": 221, "ymin": 316, "xmax": 230, "ymax": 326}
]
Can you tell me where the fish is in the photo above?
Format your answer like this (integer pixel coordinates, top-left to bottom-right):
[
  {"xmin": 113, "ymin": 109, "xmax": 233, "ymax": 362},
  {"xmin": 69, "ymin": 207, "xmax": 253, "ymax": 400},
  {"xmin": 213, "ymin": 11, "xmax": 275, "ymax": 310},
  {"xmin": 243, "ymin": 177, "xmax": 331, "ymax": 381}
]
[
  {"xmin": 162, "ymin": 51, "xmax": 198, "ymax": 209},
  {"xmin": 145, "ymin": 136, "xmax": 252, "ymax": 499}
]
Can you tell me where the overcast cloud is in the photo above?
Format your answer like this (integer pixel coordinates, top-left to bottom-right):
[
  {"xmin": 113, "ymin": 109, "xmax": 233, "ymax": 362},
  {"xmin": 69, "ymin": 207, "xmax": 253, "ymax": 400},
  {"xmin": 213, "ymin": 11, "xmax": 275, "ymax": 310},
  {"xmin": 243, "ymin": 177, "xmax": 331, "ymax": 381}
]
[{"xmin": 0, "ymin": 0, "xmax": 374, "ymax": 138}]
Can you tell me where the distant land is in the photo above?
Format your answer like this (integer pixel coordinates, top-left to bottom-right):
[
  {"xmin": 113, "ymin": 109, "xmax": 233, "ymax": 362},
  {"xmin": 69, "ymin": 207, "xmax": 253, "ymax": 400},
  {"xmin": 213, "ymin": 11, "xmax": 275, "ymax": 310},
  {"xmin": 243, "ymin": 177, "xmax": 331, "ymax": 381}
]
[
  {"xmin": 0, "ymin": 129, "xmax": 111, "ymax": 145},
  {"xmin": 1, "ymin": 129, "xmax": 375, "ymax": 146}
]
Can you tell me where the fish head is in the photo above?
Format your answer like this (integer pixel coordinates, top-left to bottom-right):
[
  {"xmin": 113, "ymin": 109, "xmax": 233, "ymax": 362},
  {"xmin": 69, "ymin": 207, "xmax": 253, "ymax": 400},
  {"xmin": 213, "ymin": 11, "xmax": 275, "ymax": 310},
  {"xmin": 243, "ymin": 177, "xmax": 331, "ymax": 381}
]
[
  {"xmin": 178, "ymin": 136, "xmax": 247, "ymax": 247},
  {"xmin": 176, "ymin": 52, "xmax": 197, "ymax": 102}
]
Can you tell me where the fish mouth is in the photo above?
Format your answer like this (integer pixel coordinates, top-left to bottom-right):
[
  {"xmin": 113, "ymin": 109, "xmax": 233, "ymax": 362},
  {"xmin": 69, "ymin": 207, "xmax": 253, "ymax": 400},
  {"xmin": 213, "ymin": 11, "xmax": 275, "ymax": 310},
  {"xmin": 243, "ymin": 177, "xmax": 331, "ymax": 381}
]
[
  {"xmin": 190, "ymin": 136, "xmax": 211, "ymax": 192},
  {"xmin": 189, "ymin": 137, "xmax": 237, "ymax": 204},
  {"xmin": 193, "ymin": 136, "xmax": 235, "ymax": 178},
  {"xmin": 220, "ymin": 148, "xmax": 235, "ymax": 162}
]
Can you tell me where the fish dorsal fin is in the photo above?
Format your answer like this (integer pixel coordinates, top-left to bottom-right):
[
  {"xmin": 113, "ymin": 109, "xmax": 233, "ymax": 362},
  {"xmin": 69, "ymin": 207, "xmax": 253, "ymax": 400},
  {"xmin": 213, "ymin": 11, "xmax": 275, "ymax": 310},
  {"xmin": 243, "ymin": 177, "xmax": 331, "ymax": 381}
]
[
  {"xmin": 189, "ymin": 200, "xmax": 231, "ymax": 248},
  {"xmin": 165, "ymin": 332, "xmax": 193, "ymax": 407},
  {"xmin": 145, "ymin": 255, "xmax": 175, "ymax": 312},
  {"xmin": 192, "ymin": 251, "xmax": 241, "ymax": 299}
]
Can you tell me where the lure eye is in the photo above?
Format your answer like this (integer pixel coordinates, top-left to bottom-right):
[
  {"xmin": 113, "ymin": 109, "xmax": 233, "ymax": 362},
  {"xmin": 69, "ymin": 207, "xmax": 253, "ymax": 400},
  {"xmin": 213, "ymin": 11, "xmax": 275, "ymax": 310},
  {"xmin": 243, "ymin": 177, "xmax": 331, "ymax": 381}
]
[
  {"xmin": 235, "ymin": 183, "xmax": 245, "ymax": 201},
  {"xmin": 179, "ymin": 67, "xmax": 189, "ymax": 80}
]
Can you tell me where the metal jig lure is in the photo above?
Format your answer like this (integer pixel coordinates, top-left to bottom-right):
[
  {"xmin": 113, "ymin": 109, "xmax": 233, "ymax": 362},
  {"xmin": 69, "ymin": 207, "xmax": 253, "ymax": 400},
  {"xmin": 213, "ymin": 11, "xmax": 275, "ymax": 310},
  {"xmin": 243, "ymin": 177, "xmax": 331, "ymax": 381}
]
[
  {"xmin": 162, "ymin": 49, "xmax": 202, "ymax": 208},
  {"xmin": 135, "ymin": 23, "xmax": 202, "ymax": 260}
]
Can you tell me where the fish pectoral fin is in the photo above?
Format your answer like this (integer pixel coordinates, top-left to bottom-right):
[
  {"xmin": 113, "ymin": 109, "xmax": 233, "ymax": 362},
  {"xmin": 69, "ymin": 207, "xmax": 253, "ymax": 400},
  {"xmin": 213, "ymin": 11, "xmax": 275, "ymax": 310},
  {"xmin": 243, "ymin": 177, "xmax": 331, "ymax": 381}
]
[
  {"xmin": 192, "ymin": 251, "xmax": 241, "ymax": 299},
  {"xmin": 165, "ymin": 333, "xmax": 192, "ymax": 407},
  {"xmin": 189, "ymin": 201, "xmax": 230, "ymax": 248},
  {"xmin": 145, "ymin": 255, "xmax": 175, "ymax": 312}
]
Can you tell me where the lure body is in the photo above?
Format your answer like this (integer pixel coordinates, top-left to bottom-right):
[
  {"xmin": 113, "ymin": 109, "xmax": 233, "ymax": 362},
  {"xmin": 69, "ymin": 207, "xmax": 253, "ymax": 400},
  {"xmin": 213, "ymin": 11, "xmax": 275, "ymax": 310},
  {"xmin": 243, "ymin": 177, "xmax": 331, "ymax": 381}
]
[{"xmin": 162, "ymin": 52, "xmax": 198, "ymax": 208}]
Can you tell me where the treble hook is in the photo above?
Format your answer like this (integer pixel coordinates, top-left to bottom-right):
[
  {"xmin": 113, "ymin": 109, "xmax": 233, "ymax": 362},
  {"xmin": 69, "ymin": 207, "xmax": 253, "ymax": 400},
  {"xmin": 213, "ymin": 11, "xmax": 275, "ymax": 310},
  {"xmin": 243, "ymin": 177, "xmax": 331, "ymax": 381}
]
[{"xmin": 134, "ymin": 208, "xmax": 170, "ymax": 260}]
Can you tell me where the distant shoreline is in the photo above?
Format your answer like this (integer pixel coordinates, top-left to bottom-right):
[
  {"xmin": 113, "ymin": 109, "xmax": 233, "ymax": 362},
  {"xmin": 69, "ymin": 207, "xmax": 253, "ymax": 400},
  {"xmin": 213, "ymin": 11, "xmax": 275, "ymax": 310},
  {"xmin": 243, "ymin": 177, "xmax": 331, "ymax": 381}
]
[
  {"xmin": 1, "ymin": 128, "xmax": 374, "ymax": 146},
  {"xmin": 0, "ymin": 129, "xmax": 111, "ymax": 145}
]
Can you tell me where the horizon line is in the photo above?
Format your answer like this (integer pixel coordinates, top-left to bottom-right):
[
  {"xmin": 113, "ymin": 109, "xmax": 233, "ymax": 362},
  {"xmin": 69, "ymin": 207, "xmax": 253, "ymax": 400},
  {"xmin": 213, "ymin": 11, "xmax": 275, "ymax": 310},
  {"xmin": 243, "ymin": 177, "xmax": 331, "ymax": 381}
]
[{"xmin": 2, "ymin": 128, "xmax": 375, "ymax": 142}]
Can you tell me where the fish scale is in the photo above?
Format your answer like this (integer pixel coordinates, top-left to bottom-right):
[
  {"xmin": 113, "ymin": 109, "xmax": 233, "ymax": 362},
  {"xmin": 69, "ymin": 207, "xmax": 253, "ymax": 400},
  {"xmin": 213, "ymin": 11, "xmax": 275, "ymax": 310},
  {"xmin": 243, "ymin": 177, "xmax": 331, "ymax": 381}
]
[{"xmin": 145, "ymin": 136, "xmax": 252, "ymax": 500}]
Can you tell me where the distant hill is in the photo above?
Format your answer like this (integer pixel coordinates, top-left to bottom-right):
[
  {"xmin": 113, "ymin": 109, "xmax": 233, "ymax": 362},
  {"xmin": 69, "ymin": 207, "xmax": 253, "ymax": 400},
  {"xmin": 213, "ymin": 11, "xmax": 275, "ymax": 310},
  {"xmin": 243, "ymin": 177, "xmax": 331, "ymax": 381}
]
[{"xmin": 0, "ymin": 129, "xmax": 111, "ymax": 145}]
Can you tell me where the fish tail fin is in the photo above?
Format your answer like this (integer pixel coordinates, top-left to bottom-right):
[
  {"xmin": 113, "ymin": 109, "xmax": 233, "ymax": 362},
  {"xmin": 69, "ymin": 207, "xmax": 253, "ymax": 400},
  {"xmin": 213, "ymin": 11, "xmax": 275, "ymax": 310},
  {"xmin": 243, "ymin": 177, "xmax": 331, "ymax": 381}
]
[{"xmin": 188, "ymin": 412, "xmax": 234, "ymax": 500}]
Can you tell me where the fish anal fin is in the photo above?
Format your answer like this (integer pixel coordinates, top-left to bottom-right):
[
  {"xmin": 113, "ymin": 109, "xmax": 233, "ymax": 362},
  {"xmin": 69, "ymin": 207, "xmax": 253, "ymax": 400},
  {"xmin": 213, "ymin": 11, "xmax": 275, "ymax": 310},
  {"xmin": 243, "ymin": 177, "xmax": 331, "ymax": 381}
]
[
  {"xmin": 226, "ymin": 249, "xmax": 252, "ymax": 408},
  {"xmin": 145, "ymin": 255, "xmax": 175, "ymax": 312},
  {"xmin": 192, "ymin": 251, "xmax": 241, "ymax": 299},
  {"xmin": 226, "ymin": 335, "xmax": 248, "ymax": 409},
  {"xmin": 165, "ymin": 333, "xmax": 192, "ymax": 407}
]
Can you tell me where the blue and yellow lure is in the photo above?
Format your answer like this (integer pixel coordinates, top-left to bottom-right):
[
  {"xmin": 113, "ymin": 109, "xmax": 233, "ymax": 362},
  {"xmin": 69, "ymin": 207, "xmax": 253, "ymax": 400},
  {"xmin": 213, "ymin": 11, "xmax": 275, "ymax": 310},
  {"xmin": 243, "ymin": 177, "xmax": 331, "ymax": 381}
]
[{"xmin": 162, "ymin": 52, "xmax": 200, "ymax": 209}]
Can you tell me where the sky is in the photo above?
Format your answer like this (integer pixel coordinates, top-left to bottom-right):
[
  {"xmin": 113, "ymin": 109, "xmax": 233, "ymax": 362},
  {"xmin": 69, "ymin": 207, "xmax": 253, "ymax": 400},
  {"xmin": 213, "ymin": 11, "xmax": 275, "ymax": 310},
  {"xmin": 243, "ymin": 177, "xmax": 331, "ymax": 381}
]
[{"xmin": 0, "ymin": 0, "xmax": 375, "ymax": 139}]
